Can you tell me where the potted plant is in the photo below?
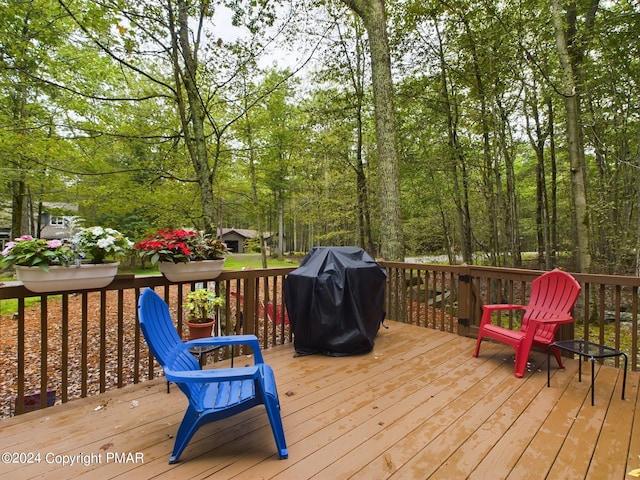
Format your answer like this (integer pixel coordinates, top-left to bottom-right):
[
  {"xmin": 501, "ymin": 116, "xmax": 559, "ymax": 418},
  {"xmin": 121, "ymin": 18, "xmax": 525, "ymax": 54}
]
[
  {"xmin": 72, "ymin": 226, "xmax": 133, "ymax": 263},
  {"xmin": 1, "ymin": 227, "xmax": 132, "ymax": 293},
  {"xmin": 184, "ymin": 288, "xmax": 225, "ymax": 339},
  {"xmin": 134, "ymin": 228, "xmax": 227, "ymax": 282},
  {"xmin": 1, "ymin": 236, "xmax": 75, "ymax": 271}
]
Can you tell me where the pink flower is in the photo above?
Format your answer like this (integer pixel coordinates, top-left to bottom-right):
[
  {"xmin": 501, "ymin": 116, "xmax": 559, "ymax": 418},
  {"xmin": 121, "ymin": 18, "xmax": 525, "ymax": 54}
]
[
  {"xmin": 1, "ymin": 242, "xmax": 16, "ymax": 256},
  {"xmin": 46, "ymin": 240, "xmax": 64, "ymax": 249}
]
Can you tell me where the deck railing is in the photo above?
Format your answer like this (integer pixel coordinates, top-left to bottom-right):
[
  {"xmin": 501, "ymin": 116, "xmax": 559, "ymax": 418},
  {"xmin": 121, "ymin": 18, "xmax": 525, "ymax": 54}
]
[
  {"xmin": 0, "ymin": 268, "xmax": 295, "ymax": 417},
  {"xmin": 383, "ymin": 263, "xmax": 639, "ymax": 373},
  {"xmin": 1, "ymin": 263, "xmax": 638, "ymax": 418}
]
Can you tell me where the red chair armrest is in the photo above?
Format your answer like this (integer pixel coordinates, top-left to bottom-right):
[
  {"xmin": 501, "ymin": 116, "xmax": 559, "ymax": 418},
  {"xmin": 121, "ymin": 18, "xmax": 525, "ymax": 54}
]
[
  {"xmin": 482, "ymin": 304, "xmax": 526, "ymax": 312},
  {"xmin": 480, "ymin": 304, "xmax": 526, "ymax": 327}
]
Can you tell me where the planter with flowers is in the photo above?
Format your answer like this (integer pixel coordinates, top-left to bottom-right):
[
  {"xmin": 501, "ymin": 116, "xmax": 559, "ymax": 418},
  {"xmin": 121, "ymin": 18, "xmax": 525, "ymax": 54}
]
[
  {"xmin": 134, "ymin": 229, "xmax": 227, "ymax": 283},
  {"xmin": 1, "ymin": 227, "xmax": 133, "ymax": 293},
  {"xmin": 184, "ymin": 288, "xmax": 225, "ymax": 339}
]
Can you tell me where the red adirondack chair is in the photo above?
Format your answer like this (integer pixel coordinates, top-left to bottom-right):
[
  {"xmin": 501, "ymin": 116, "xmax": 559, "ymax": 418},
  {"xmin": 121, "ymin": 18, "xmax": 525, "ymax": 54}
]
[{"xmin": 473, "ymin": 269, "xmax": 581, "ymax": 378}]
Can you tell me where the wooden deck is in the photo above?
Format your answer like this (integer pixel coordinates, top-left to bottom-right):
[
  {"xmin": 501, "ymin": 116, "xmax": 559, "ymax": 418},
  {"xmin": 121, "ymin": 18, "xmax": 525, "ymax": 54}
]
[{"xmin": 1, "ymin": 321, "xmax": 638, "ymax": 479}]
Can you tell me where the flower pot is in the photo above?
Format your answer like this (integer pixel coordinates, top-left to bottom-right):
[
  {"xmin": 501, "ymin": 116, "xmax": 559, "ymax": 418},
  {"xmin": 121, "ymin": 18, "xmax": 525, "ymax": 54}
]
[
  {"xmin": 187, "ymin": 319, "xmax": 215, "ymax": 340},
  {"xmin": 159, "ymin": 258, "xmax": 225, "ymax": 283},
  {"xmin": 15, "ymin": 262, "xmax": 120, "ymax": 293}
]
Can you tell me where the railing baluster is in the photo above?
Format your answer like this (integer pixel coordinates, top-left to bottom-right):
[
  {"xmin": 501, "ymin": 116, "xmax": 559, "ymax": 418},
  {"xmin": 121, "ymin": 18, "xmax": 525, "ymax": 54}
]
[
  {"xmin": 15, "ymin": 298, "xmax": 25, "ymax": 415},
  {"xmin": 583, "ymin": 282, "xmax": 591, "ymax": 341},
  {"xmin": 599, "ymin": 284, "xmax": 606, "ymax": 346},
  {"xmin": 81, "ymin": 293, "xmax": 88, "ymax": 398},
  {"xmin": 134, "ymin": 287, "xmax": 141, "ymax": 384},
  {"xmin": 62, "ymin": 294, "xmax": 69, "ymax": 403},
  {"xmin": 40, "ymin": 297, "xmax": 47, "ymax": 410},
  {"xmin": 100, "ymin": 290, "xmax": 107, "ymax": 393},
  {"xmin": 117, "ymin": 290, "xmax": 124, "ymax": 388},
  {"xmin": 615, "ymin": 285, "xmax": 622, "ymax": 367},
  {"xmin": 632, "ymin": 287, "xmax": 638, "ymax": 372}
]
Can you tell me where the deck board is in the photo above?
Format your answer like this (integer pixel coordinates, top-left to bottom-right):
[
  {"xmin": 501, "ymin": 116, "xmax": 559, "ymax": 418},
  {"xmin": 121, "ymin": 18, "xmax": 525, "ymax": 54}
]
[{"xmin": 0, "ymin": 321, "xmax": 638, "ymax": 479}]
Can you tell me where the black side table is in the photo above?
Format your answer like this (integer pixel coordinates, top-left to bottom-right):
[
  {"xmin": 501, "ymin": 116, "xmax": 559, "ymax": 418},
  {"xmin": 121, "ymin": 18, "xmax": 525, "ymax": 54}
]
[{"xmin": 547, "ymin": 339, "xmax": 627, "ymax": 406}]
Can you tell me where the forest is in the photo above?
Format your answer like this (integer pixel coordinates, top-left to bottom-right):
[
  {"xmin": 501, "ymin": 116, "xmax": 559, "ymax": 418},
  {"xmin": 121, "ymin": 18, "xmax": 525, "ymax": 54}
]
[{"xmin": 1, "ymin": 0, "xmax": 638, "ymax": 274}]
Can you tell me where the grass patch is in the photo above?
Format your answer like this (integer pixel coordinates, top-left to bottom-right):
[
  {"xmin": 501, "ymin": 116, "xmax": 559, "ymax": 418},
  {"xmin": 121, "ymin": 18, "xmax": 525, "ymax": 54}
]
[
  {"xmin": 222, "ymin": 255, "xmax": 298, "ymax": 270},
  {"xmin": 0, "ymin": 296, "xmax": 43, "ymax": 316},
  {"xmin": 121, "ymin": 254, "xmax": 298, "ymax": 275}
]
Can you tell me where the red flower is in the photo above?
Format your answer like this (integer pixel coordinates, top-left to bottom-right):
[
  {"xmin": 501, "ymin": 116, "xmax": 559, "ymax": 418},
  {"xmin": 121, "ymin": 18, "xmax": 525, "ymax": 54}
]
[{"xmin": 134, "ymin": 228, "xmax": 226, "ymax": 264}]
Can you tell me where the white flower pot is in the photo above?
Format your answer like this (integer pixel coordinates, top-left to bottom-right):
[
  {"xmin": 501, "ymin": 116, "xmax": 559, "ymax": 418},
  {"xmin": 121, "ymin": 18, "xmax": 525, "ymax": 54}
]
[
  {"xmin": 15, "ymin": 262, "xmax": 120, "ymax": 293},
  {"xmin": 159, "ymin": 259, "xmax": 225, "ymax": 283}
]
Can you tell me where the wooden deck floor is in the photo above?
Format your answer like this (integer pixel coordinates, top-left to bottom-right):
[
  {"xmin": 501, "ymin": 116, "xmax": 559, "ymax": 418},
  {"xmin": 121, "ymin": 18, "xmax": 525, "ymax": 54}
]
[{"xmin": 1, "ymin": 321, "xmax": 638, "ymax": 479}]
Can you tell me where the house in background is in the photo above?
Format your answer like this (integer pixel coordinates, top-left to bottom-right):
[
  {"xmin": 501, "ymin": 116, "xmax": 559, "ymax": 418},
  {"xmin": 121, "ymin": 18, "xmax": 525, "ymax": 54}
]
[
  {"xmin": 0, "ymin": 202, "xmax": 80, "ymax": 248},
  {"xmin": 0, "ymin": 227, "xmax": 10, "ymax": 251},
  {"xmin": 0, "ymin": 201, "xmax": 12, "ymax": 250},
  {"xmin": 38, "ymin": 203, "xmax": 80, "ymax": 240},
  {"xmin": 39, "ymin": 215, "xmax": 79, "ymax": 239},
  {"xmin": 218, "ymin": 228, "xmax": 272, "ymax": 254}
]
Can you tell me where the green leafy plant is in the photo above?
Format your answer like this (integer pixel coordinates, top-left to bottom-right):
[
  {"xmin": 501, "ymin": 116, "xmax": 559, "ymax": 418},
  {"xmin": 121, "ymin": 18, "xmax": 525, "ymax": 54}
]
[
  {"xmin": 184, "ymin": 288, "xmax": 225, "ymax": 323},
  {"xmin": 1, "ymin": 236, "xmax": 75, "ymax": 271},
  {"xmin": 73, "ymin": 226, "xmax": 133, "ymax": 263},
  {"xmin": 1, "ymin": 227, "xmax": 133, "ymax": 272}
]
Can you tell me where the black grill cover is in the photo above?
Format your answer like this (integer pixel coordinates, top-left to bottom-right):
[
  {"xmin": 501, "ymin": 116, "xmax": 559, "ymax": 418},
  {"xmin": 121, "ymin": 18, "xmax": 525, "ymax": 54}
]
[{"xmin": 284, "ymin": 247, "xmax": 387, "ymax": 356}]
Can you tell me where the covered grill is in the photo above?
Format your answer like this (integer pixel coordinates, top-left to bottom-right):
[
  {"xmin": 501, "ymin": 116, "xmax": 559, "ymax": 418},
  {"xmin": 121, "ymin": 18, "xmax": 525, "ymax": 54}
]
[{"xmin": 284, "ymin": 247, "xmax": 387, "ymax": 356}]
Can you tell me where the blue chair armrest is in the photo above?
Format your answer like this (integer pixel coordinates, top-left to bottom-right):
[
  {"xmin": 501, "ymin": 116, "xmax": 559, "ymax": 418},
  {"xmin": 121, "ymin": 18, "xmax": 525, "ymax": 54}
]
[
  {"xmin": 184, "ymin": 334, "xmax": 264, "ymax": 363},
  {"xmin": 165, "ymin": 366, "xmax": 260, "ymax": 384}
]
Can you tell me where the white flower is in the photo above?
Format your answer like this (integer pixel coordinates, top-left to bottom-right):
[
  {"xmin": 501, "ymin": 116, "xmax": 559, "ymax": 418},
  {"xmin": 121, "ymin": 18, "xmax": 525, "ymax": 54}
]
[{"xmin": 97, "ymin": 237, "xmax": 114, "ymax": 248}]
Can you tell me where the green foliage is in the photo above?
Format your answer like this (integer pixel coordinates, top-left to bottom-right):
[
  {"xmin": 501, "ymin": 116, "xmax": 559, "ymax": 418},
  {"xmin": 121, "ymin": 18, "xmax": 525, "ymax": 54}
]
[
  {"xmin": 73, "ymin": 227, "xmax": 133, "ymax": 263},
  {"xmin": 1, "ymin": 1, "xmax": 640, "ymax": 272},
  {"xmin": 243, "ymin": 238, "xmax": 262, "ymax": 253},
  {"xmin": 1, "ymin": 237, "xmax": 75, "ymax": 271},
  {"xmin": 184, "ymin": 288, "xmax": 224, "ymax": 322}
]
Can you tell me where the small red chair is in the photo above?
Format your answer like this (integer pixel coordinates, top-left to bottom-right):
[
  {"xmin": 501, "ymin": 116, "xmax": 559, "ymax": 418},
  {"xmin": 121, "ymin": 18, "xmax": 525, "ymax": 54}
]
[{"xmin": 473, "ymin": 269, "xmax": 581, "ymax": 378}]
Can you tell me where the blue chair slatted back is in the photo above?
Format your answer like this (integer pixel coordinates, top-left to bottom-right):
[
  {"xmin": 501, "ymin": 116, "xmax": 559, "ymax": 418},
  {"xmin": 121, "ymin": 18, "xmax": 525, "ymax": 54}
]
[{"xmin": 138, "ymin": 288, "xmax": 201, "ymax": 398}]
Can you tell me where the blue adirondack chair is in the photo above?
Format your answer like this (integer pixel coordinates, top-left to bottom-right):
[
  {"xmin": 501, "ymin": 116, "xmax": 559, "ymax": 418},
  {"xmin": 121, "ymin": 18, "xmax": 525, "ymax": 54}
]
[{"xmin": 137, "ymin": 288, "xmax": 288, "ymax": 463}]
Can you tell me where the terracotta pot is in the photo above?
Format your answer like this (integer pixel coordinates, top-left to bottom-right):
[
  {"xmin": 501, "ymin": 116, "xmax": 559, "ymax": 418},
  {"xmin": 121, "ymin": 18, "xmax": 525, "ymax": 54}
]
[
  {"xmin": 15, "ymin": 262, "xmax": 120, "ymax": 293},
  {"xmin": 159, "ymin": 259, "xmax": 225, "ymax": 283},
  {"xmin": 187, "ymin": 319, "xmax": 215, "ymax": 340}
]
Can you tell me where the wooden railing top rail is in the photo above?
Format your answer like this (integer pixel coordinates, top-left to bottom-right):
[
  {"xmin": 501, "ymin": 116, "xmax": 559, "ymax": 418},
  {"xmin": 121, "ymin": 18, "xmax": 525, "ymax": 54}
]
[
  {"xmin": 0, "ymin": 267, "xmax": 299, "ymax": 300},
  {"xmin": 465, "ymin": 265, "xmax": 640, "ymax": 287}
]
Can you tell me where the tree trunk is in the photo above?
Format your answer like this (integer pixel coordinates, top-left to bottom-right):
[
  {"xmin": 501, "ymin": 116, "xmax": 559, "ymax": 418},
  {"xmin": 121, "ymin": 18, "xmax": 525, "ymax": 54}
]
[
  {"xmin": 170, "ymin": 0, "xmax": 218, "ymax": 234},
  {"xmin": 547, "ymin": 97, "xmax": 558, "ymax": 267},
  {"xmin": 524, "ymin": 83, "xmax": 552, "ymax": 270},
  {"xmin": 278, "ymin": 191, "xmax": 285, "ymax": 259},
  {"xmin": 435, "ymin": 22, "xmax": 472, "ymax": 263},
  {"xmin": 551, "ymin": 0, "xmax": 599, "ymax": 272},
  {"xmin": 637, "ymin": 147, "xmax": 640, "ymax": 277},
  {"xmin": 11, "ymin": 179, "xmax": 31, "ymax": 238},
  {"xmin": 344, "ymin": 22, "xmax": 375, "ymax": 256},
  {"xmin": 340, "ymin": 0, "xmax": 404, "ymax": 260}
]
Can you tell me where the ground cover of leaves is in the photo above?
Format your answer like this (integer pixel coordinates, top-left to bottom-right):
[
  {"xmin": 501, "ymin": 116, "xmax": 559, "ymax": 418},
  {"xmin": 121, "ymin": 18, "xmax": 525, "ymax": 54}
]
[
  {"xmin": 0, "ymin": 284, "xmax": 289, "ymax": 419},
  {"xmin": 0, "ymin": 289, "xmax": 155, "ymax": 418}
]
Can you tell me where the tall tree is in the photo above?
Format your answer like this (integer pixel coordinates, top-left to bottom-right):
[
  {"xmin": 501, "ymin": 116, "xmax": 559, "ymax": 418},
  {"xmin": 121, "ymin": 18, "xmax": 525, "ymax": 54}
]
[
  {"xmin": 0, "ymin": 0, "xmax": 79, "ymax": 237},
  {"xmin": 58, "ymin": 0, "xmax": 282, "ymax": 235},
  {"xmin": 339, "ymin": 0, "xmax": 404, "ymax": 260},
  {"xmin": 551, "ymin": 0, "xmax": 599, "ymax": 272}
]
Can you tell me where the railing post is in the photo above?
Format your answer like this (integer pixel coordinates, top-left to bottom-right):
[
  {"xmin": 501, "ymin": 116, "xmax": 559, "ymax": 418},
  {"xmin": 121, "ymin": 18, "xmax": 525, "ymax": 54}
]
[
  {"xmin": 457, "ymin": 264, "xmax": 472, "ymax": 337},
  {"xmin": 244, "ymin": 276, "xmax": 256, "ymax": 336}
]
